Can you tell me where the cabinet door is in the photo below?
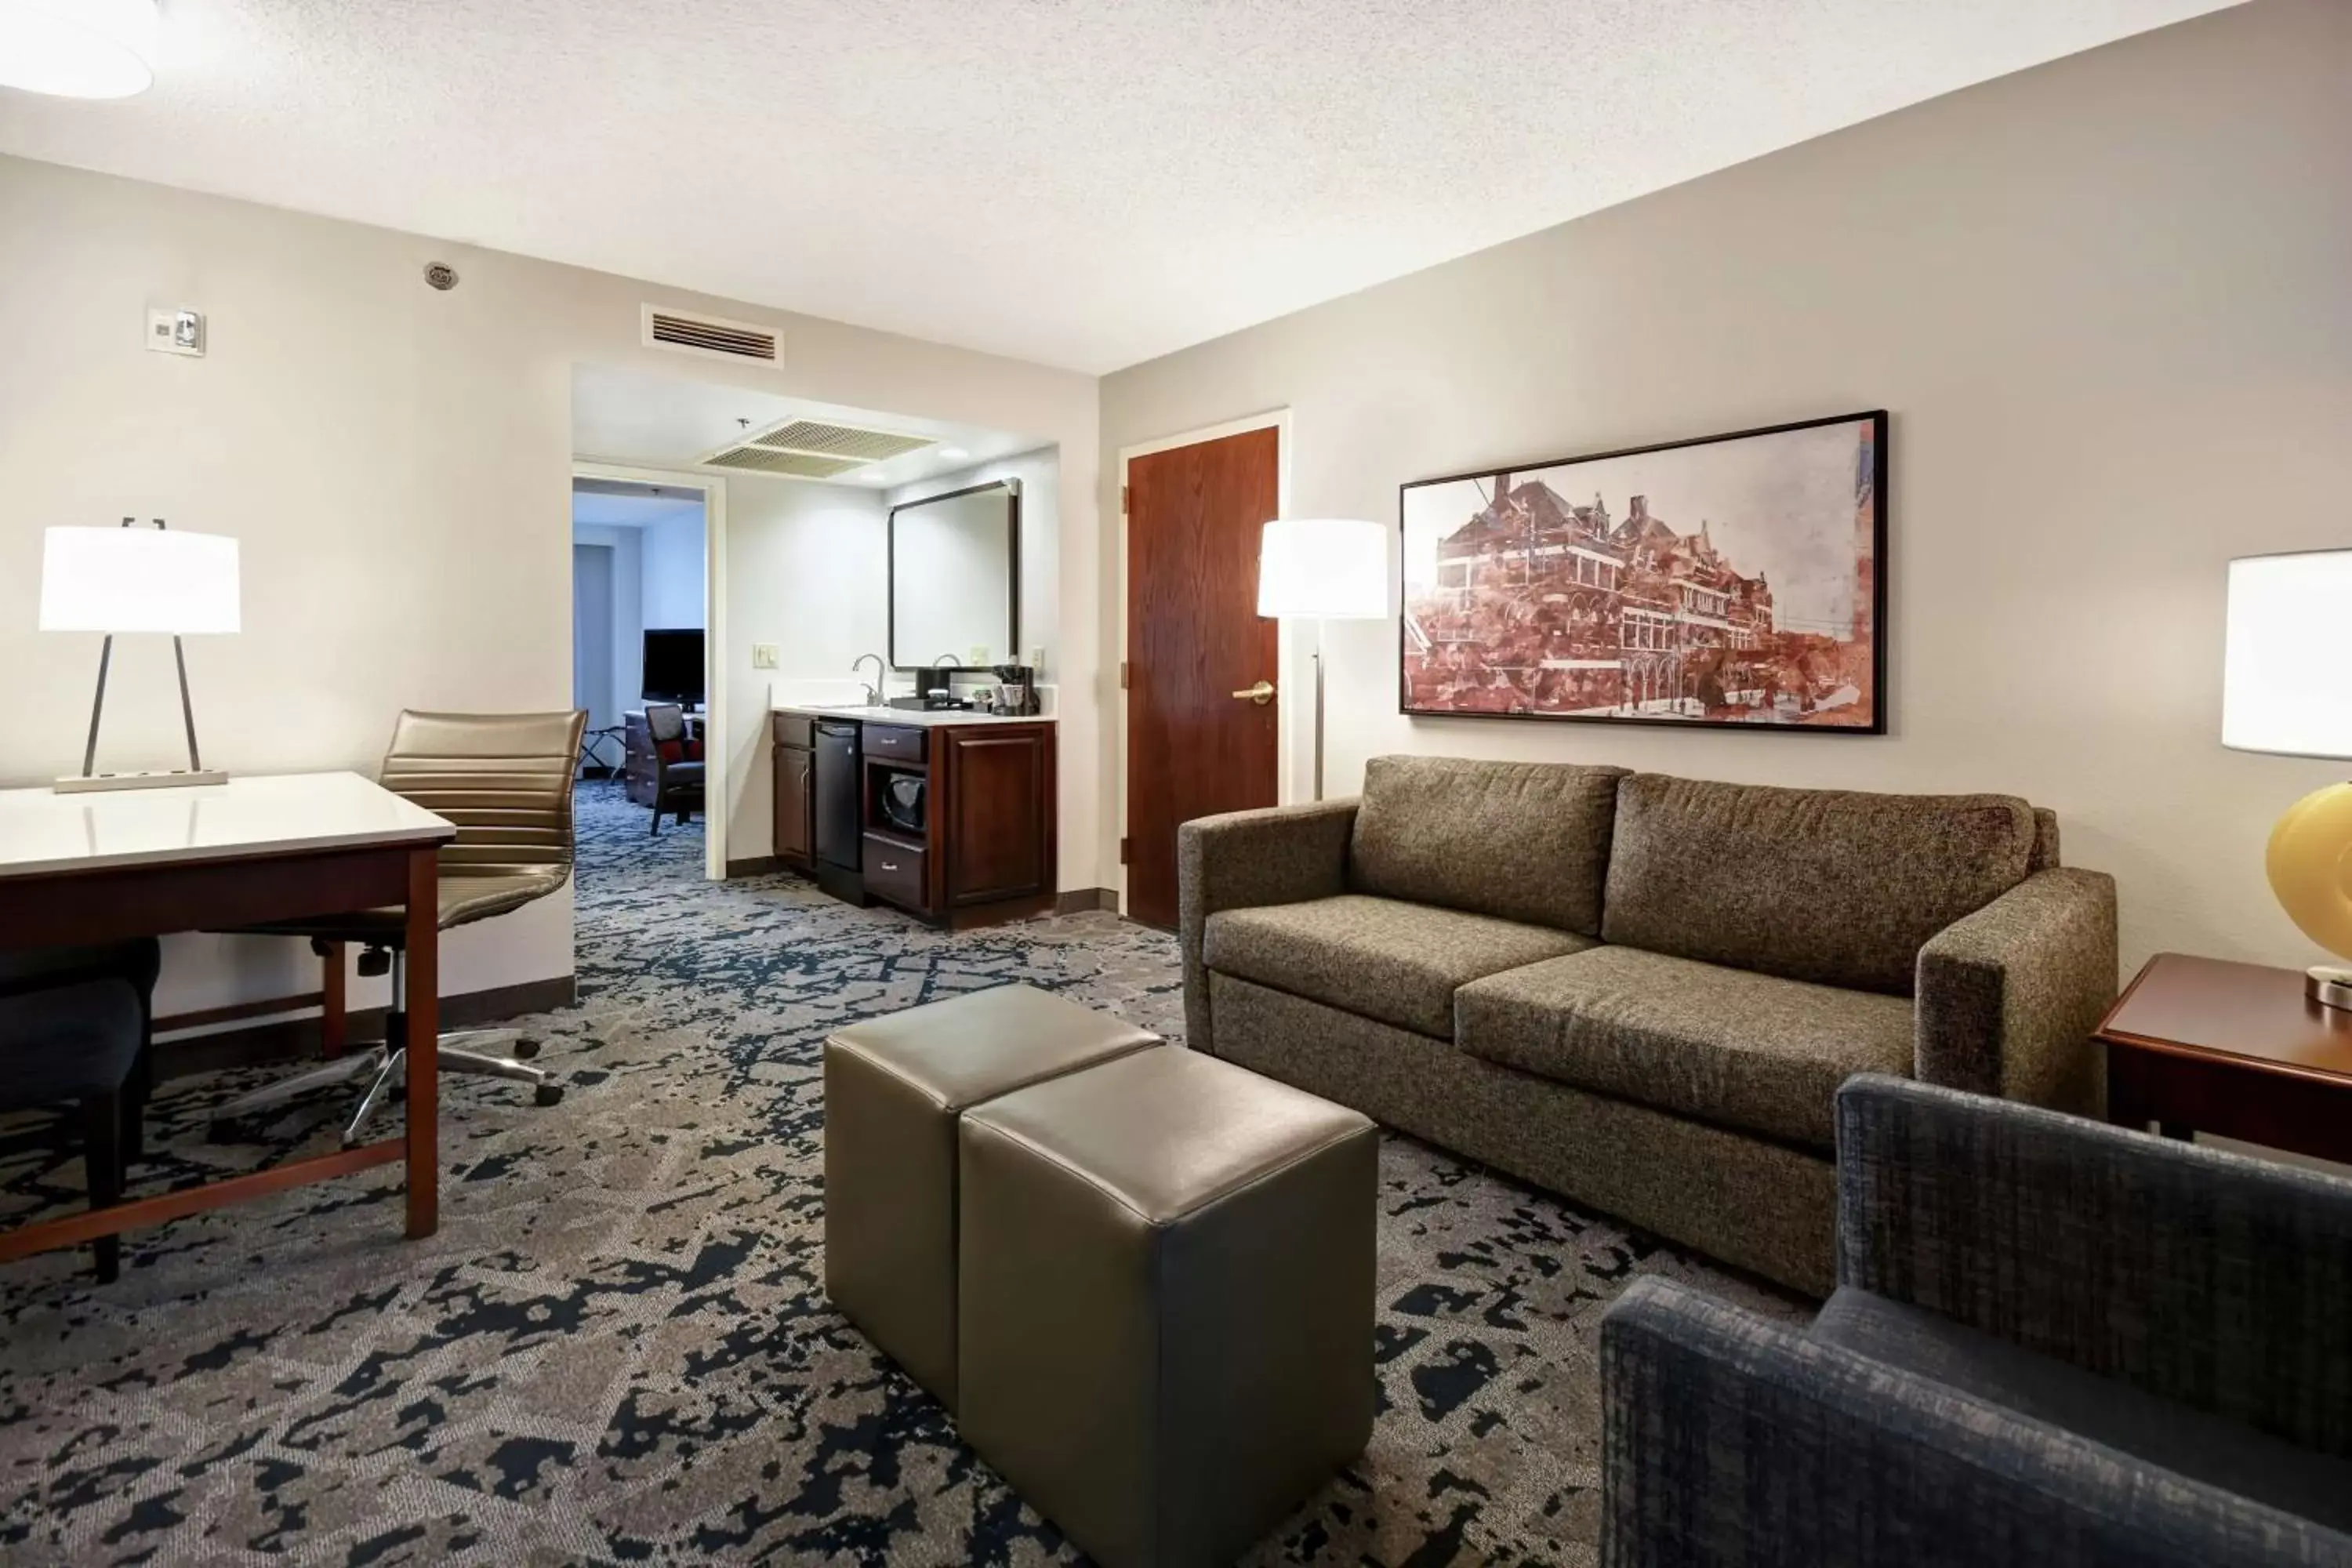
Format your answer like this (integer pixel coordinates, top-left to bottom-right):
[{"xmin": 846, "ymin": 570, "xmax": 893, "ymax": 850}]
[
  {"xmin": 773, "ymin": 745, "xmax": 813, "ymax": 865},
  {"xmin": 942, "ymin": 726, "xmax": 1054, "ymax": 905}
]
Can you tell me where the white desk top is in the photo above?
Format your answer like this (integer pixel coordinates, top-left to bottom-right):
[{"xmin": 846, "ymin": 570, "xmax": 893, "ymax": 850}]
[{"xmin": 0, "ymin": 771, "xmax": 455, "ymax": 878}]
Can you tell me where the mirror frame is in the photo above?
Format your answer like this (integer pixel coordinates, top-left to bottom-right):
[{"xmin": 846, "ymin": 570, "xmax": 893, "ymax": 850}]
[{"xmin": 886, "ymin": 478, "xmax": 1022, "ymax": 672}]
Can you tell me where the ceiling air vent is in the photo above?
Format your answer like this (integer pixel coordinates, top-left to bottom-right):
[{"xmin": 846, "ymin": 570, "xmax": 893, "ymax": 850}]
[
  {"xmin": 746, "ymin": 420, "xmax": 932, "ymax": 463},
  {"xmin": 704, "ymin": 446, "xmax": 868, "ymax": 478},
  {"xmin": 642, "ymin": 305, "xmax": 779, "ymax": 364}
]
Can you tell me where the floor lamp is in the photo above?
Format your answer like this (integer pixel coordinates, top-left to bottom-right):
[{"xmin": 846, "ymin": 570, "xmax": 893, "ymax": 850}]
[{"xmin": 1255, "ymin": 518, "xmax": 1388, "ymax": 801}]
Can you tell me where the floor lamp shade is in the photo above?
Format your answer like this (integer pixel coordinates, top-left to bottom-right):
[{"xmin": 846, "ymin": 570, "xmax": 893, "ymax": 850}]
[
  {"xmin": 1257, "ymin": 518, "xmax": 1388, "ymax": 620},
  {"xmin": 2223, "ymin": 550, "xmax": 2352, "ymax": 1001},
  {"xmin": 40, "ymin": 526, "xmax": 241, "ymax": 634}
]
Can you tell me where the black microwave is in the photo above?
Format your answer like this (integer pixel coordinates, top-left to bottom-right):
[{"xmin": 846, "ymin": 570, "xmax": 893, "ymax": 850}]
[{"xmin": 878, "ymin": 771, "xmax": 926, "ymax": 836}]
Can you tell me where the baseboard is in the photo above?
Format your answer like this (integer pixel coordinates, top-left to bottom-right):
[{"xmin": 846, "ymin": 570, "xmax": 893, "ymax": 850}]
[
  {"xmin": 725, "ymin": 855, "xmax": 784, "ymax": 877},
  {"xmin": 151, "ymin": 974, "xmax": 579, "ymax": 1081},
  {"xmin": 1054, "ymin": 887, "xmax": 1120, "ymax": 914}
]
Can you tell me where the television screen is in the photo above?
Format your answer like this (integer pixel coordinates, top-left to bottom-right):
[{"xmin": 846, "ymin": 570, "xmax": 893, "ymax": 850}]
[{"xmin": 642, "ymin": 628, "xmax": 706, "ymax": 706}]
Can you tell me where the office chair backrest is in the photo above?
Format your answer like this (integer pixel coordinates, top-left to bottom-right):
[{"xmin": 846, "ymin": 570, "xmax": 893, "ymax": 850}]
[{"xmin": 380, "ymin": 710, "xmax": 589, "ymax": 883}]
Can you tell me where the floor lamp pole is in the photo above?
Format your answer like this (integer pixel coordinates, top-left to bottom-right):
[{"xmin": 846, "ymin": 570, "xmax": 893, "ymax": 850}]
[{"xmin": 1311, "ymin": 617, "xmax": 1327, "ymax": 803}]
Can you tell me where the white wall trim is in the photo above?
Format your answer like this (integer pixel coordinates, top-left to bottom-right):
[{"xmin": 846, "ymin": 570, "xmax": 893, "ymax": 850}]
[
  {"xmin": 1112, "ymin": 408, "xmax": 1292, "ymax": 916},
  {"xmin": 572, "ymin": 459, "xmax": 728, "ymax": 881}
]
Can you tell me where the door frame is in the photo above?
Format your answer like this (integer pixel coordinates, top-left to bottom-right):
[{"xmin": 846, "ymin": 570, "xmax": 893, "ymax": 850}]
[
  {"xmin": 572, "ymin": 460, "xmax": 729, "ymax": 882},
  {"xmin": 1112, "ymin": 408, "xmax": 1292, "ymax": 917}
]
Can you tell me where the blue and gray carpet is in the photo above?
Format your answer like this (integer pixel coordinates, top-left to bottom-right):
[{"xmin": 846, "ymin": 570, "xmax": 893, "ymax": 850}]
[{"xmin": 0, "ymin": 782, "xmax": 1789, "ymax": 1566}]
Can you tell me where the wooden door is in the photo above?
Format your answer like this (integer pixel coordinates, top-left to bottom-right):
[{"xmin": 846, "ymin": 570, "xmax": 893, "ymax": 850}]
[
  {"xmin": 773, "ymin": 744, "xmax": 812, "ymax": 866},
  {"xmin": 1125, "ymin": 426, "xmax": 1280, "ymax": 929},
  {"xmin": 943, "ymin": 724, "xmax": 1055, "ymax": 906}
]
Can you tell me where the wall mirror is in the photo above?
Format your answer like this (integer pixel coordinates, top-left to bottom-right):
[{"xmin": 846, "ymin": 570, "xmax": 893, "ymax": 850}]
[{"xmin": 888, "ymin": 479, "xmax": 1019, "ymax": 670}]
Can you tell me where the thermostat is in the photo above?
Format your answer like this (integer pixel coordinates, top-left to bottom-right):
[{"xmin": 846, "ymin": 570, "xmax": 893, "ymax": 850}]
[{"xmin": 147, "ymin": 307, "xmax": 205, "ymax": 357}]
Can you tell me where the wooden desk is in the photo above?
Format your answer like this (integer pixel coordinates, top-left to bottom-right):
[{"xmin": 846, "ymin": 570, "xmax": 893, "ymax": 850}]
[
  {"xmin": 2099, "ymin": 951, "xmax": 2352, "ymax": 1162},
  {"xmin": 0, "ymin": 771, "xmax": 455, "ymax": 1264}
]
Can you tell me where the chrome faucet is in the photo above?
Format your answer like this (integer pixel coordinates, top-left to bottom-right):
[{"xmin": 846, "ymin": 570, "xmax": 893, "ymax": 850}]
[{"xmin": 851, "ymin": 653, "xmax": 887, "ymax": 707}]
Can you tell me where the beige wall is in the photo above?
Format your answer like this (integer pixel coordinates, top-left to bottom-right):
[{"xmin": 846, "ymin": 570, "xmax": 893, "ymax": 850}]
[
  {"xmin": 1100, "ymin": 0, "xmax": 2352, "ymax": 978},
  {"xmin": 0, "ymin": 153, "xmax": 1101, "ymax": 1018},
  {"xmin": 720, "ymin": 471, "xmax": 886, "ymax": 864}
]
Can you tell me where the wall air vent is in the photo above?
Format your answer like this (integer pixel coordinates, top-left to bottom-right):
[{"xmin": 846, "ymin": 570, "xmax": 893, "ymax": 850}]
[
  {"xmin": 746, "ymin": 420, "xmax": 933, "ymax": 463},
  {"xmin": 704, "ymin": 446, "xmax": 868, "ymax": 477},
  {"xmin": 642, "ymin": 305, "xmax": 779, "ymax": 364}
]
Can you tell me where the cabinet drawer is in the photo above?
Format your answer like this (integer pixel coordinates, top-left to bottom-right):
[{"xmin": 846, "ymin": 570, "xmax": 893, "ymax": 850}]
[
  {"xmin": 862, "ymin": 833, "xmax": 928, "ymax": 911},
  {"xmin": 863, "ymin": 724, "xmax": 927, "ymax": 764},
  {"xmin": 772, "ymin": 712, "xmax": 814, "ymax": 750}
]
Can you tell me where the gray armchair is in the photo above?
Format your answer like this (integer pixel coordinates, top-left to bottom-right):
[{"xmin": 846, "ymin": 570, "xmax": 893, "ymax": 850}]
[{"xmin": 1601, "ymin": 1074, "xmax": 2352, "ymax": 1566}]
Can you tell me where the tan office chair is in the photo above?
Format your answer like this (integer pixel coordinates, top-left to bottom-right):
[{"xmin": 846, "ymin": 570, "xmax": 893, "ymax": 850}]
[{"xmin": 209, "ymin": 710, "xmax": 589, "ymax": 1145}]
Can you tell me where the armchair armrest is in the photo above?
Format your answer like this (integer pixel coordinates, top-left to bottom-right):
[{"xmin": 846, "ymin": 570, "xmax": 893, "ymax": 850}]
[
  {"xmin": 1835, "ymin": 1074, "xmax": 2352, "ymax": 1457},
  {"xmin": 1175, "ymin": 799, "xmax": 1357, "ymax": 1055},
  {"xmin": 1916, "ymin": 867, "xmax": 2118, "ymax": 1112},
  {"xmin": 1601, "ymin": 1276, "xmax": 2351, "ymax": 1568}
]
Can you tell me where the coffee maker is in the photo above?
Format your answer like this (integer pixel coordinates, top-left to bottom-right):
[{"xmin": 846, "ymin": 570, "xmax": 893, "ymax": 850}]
[{"xmin": 990, "ymin": 663, "xmax": 1036, "ymax": 717}]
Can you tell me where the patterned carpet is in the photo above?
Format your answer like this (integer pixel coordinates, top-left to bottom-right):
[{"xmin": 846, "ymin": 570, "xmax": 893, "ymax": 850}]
[{"xmin": 0, "ymin": 781, "xmax": 1794, "ymax": 1566}]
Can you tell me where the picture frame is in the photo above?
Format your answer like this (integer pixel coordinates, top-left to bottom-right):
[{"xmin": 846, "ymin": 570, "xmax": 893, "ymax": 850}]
[{"xmin": 1398, "ymin": 410, "xmax": 1887, "ymax": 734}]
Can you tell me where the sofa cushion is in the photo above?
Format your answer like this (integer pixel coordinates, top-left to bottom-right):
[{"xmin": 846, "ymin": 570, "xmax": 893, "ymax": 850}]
[
  {"xmin": 1348, "ymin": 755, "xmax": 1628, "ymax": 936},
  {"xmin": 1812, "ymin": 1286, "xmax": 2352, "ymax": 1534},
  {"xmin": 1454, "ymin": 945, "xmax": 1914, "ymax": 1150},
  {"xmin": 1205, "ymin": 895, "xmax": 1591, "ymax": 1040},
  {"xmin": 1602, "ymin": 774, "xmax": 2038, "ymax": 996}
]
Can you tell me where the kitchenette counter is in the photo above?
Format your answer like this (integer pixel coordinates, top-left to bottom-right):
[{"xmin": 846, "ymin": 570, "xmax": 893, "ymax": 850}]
[
  {"xmin": 769, "ymin": 706, "xmax": 1056, "ymax": 928},
  {"xmin": 773, "ymin": 704, "xmax": 1052, "ymax": 728}
]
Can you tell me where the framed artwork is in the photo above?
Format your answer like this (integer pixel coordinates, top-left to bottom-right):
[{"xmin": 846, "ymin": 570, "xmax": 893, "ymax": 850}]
[{"xmin": 1399, "ymin": 410, "xmax": 1886, "ymax": 733}]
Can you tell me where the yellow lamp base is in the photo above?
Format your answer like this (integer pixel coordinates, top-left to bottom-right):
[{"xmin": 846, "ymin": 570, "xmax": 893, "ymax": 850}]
[{"xmin": 2266, "ymin": 781, "xmax": 2352, "ymax": 1011}]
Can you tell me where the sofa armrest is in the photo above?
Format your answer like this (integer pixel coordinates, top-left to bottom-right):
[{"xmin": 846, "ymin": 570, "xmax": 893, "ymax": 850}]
[
  {"xmin": 1175, "ymin": 800, "xmax": 1357, "ymax": 1056},
  {"xmin": 1601, "ymin": 1276, "xmax": 2351, "ymax": 1568},
  {"xmin": 1915, "ymin": 867, "xmax": 2117, "ymax": 1111},
  {"xmin": 1836, "ymin": 1073, "xmax": 2352, "ymax": 1456}
]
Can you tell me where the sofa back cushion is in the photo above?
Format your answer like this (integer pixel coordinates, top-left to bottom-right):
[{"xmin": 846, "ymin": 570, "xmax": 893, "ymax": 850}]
[
  {"xmin": 1602, "ymin": 773, "xmax": 2038, "ymax": 995},
  {"xmin": 1349, "ymin": 755, "xmax": 1628, "ymax": 936}
]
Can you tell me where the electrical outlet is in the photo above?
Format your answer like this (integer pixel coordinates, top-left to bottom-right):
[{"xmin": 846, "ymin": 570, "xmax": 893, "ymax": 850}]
[
  {"xmin": 147, "ymin": 307, "xmax": 204, "ymax": 357},
  {"xmin": 751, "ymin": 643, "xmax": 780, "ymax": 670}
]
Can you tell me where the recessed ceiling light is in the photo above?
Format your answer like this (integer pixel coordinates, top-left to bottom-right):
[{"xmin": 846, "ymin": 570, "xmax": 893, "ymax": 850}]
[
  {"xmin": 0, "ymin": 0, "xmax": 159, "ymax": 100},
  {"xmin": 938, "ymin": 446, "xmax": 969, "ymax": 461}
]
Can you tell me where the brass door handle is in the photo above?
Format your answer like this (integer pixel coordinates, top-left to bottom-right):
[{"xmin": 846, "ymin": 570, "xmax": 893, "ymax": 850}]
[{"xmin": 1232, "ymin": 681, "xmax": 1276, "ymax": 705}]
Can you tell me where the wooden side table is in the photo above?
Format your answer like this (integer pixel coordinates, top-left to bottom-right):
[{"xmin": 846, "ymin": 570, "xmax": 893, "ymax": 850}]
[{"xmin": 2099, "ymin": 952, "xmax": 2352, "ymax": 1163}]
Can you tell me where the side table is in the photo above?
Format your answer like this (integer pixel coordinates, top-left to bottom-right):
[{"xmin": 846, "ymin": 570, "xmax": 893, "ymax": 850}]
[{"xmin": 2098, "ymin": 951, "xmax": 2352, "ymax": 1163}]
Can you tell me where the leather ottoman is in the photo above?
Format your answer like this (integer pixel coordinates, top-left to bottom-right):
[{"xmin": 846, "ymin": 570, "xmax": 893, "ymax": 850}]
[
  {"xmin": 958, "ymin": 1047, "xmax": 1377, "ymax": 1568},
  {"xmin": 823, "ymin": 983, "xmax": 1158, "ymax": 1409}
]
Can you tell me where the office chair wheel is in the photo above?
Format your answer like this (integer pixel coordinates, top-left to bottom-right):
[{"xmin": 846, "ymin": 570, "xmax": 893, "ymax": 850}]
[
  {"xmin": 534, "ymin": 1083, "xmax": 564, "ymax": 1108},
  {"xmin": 512, "ymin": 1038, "xmax": 541, "ymax": 1060}
]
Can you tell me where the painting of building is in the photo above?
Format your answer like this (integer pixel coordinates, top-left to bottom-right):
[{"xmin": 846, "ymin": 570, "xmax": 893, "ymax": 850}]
[{"xmin": 1400, "ymin": 412, "xmax": 1885, "ymax": 731}]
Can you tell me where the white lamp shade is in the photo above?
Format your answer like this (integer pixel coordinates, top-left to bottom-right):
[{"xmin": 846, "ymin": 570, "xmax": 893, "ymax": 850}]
[
  {"xmin": 0, "ymin": 0, "xmax": 158, "ymax": 99},
  {"xmin": 2223, "ymin": 550, "xmax": 2352, "ymax": 758},
  {"xmin": 40, "ymin": 527, "xmax": 241, "ymax": 634},
  {"xmin": 1257, "ymin": 518, "xmax": 1388, "ymax": 620}
]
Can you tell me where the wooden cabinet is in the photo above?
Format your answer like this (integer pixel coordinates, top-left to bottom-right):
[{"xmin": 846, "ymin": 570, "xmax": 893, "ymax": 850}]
[
  {"xmin": 768, "ymin": 709, "xmax": 1055, "ymax": 927},
  {"xmin": 940, "ymin": 724, "xmax": 1054, "ymax": 909},
  {"xmin": 771, "ymin": 713, "xmax": 814, "ymax": 870}
]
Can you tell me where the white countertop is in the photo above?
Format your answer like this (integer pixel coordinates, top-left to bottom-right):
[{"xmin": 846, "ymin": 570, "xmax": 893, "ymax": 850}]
[
  {"xmin": 0, "ymin": 771, "xmax": 454, "ymax": 878},
  {"xmin": 775, "ymin": 704, "xmax": 1053, "ymax": 728}
]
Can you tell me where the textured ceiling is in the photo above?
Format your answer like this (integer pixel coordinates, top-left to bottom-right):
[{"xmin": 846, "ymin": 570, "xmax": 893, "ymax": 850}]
[{"xmin": 0, "ymin": 1, "xmax": 2237, "ymax": 373}]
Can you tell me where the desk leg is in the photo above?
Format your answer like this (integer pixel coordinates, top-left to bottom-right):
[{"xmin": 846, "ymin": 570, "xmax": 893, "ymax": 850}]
[{"xmin": 405, "ymin": 848, "xmax": 439, "ymax": 1239}]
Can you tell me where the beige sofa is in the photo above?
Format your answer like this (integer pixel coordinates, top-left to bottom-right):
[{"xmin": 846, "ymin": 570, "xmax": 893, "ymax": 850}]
[{"xmin": 1177, "ymin": 756, "xmax": 2118, "ymax": 1294}]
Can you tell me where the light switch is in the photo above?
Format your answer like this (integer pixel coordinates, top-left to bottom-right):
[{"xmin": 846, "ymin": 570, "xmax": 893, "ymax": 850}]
[{"xmin": 752, "ymin": 643, "xmax": 780, "ymax": 669}]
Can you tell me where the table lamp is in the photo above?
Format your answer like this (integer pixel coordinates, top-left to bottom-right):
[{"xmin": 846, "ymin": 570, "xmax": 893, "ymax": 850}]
[
  {"xmin": 40, "ymin": 519, "xmax": 240, "ymax": 793},
  {"xmin": 2223, "ymin": 549, "xmax": 2352, "ymax": 1007},
  {"xmin": 1256, "ymin": 517, "xmax": 1389, "ymax": 800}
]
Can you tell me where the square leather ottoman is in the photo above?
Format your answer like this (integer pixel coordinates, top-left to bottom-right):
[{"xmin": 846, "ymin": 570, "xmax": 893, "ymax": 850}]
[
  {"xmin": 823, "ymin": 983, "xmax": 1158, "ymax": 1409},
  {"xmin": 958, "ymin": 1047, "xmax": 1377, "ymax": 1568}
]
